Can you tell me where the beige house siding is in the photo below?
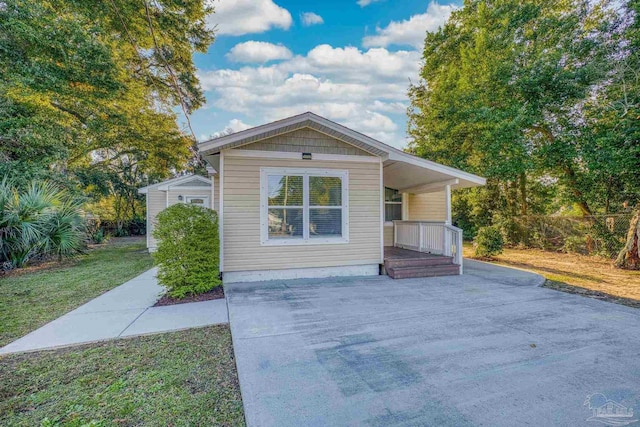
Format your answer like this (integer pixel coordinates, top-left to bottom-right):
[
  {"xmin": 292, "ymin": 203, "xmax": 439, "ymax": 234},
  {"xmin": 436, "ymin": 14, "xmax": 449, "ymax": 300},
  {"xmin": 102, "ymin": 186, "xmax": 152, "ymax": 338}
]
[
  {"xmin": 222, "ymin": 153, "xmax": 381, "ymax": 272},
  {"xmin": 146, "ymin": 182, "xmax": 214, "ymax": 249},
  {"xmin": 383, "ymin": 223, "xmax": 394, "ymax": 247},
  {"xmin": 147, "ymin": 190, "xmax": 167, "ymax": 249},
  {"xmin": 212, "ymin": 175, "xmax": 220, "ymax": 211},
  {"xmin": 407, "ymin": 190, "xmax": 447, "ymax": 221},
  {"xmin": 239, "ymin": 128, "xmax": 374, "ymax": 156},
  {"xmin": 167, "ymin": 188, "xmax": 212, "ymax": 208}
]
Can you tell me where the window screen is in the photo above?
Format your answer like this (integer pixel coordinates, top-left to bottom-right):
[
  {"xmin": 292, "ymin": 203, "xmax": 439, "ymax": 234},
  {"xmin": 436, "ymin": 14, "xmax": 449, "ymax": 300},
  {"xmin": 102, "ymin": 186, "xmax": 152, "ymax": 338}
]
[
  {"xmin": 268, "ymin": 175, "xmax": 303, "ymax": 239},
  {"xmin": 309, "ymin": 176, "xmax": 342, "ymax": 238},
  {"xmin": 261, "ymin": 169, "xmax": 348, "ymax": 244},
  {"xmin": 385, "ymin": 187, "xmax": 402, "ymax": 221}
]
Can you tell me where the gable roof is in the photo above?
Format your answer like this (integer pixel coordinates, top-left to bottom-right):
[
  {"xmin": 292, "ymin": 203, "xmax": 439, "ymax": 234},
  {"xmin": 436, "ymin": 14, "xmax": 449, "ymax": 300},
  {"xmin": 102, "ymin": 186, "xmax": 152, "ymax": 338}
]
[
  {"xmin": 198, "ymin": 112, "xmax": 485, "ymax": 188},
  {"xmin": 138, "ymin": 174, "xmax": 211, "ymax": 194}
]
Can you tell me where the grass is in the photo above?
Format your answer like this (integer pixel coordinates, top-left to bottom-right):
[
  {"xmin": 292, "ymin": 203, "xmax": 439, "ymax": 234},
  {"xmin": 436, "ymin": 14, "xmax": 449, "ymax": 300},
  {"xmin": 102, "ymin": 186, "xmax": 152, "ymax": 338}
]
[
  {"xmin": 464, "ymin": 243, "xmax": 640, "ymax": 301},
  {"xmin": 0, "ymin": 237, "xmax": 154, "ymax": 347},
  {"xmin": 0, "ymin": 326, "xmax": 245, "ymax": 427}
]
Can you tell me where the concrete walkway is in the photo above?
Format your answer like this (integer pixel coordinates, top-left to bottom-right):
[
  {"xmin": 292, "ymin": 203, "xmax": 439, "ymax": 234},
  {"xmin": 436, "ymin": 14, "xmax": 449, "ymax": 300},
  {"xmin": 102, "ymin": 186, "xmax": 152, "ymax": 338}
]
[
  {"xmin": 227, "ymin": 260, "xmax": 640, "ymax": 427},
  {"xmin": 0, "ymin": 268, "xmax": 228, "ymax": 355}
]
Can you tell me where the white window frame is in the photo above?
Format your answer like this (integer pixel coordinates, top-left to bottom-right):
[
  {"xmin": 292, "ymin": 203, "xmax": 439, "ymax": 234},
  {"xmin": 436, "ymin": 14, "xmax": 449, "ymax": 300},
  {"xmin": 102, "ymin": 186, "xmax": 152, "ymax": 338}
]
[
  {"xmin": 384, "ymin": 187, "xmax": 403, "ymax": 224},
  {"xmin": 260, "ymin": 167, "xmax": 349, "ymax": 246}
]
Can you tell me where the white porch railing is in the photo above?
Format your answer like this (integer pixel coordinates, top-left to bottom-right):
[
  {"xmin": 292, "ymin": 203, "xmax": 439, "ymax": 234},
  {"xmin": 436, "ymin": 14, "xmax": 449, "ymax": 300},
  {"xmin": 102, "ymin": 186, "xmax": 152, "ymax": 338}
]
[{"xmin": 393, "ymin": 221, "xmax": 464, "ymax": 273}]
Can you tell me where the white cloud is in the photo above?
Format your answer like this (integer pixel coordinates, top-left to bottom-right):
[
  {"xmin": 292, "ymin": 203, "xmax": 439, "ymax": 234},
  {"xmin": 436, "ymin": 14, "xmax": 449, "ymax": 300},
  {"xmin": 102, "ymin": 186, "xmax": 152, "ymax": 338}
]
[
  {"xmin": 357, "ymin": 0, "xmax": 383, "ymax": 7},
  {"xmin": 201, "ymin": 118, "xmax": 253, "ymax": 140},
  {"xmin": 197, "ymin": 45, "xmax": 418, "ymax": 146},
  {"xmin": 227, "ymin": 41, "xmax": 293, "ymax": 63},
  {"xmin": 362, "ymin": 2, "xmax": 455, "ymax": 49},
  {"xmin": 301, "ymin": 12, "xmax": 324, "ymax": 26},
  {"xmin": 226, "ymin": 118, "xmax": 252, "ymax": 132},
  {"xmin": 207, "ymin": 0, "xmax": 292, "ymax": 36}
]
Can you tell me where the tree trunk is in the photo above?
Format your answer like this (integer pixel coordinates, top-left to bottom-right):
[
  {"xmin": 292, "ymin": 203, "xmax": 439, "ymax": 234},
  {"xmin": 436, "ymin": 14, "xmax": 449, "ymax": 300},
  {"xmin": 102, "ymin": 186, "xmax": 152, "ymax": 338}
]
[
  {"xmin": 605, "ymin": 176, "xmax": 612, "ymax": 214},
  {"xmin": 530, "ymin": 125, "xmax": 593, "ymax": 216},
  {"xmin": 562, "ymin": 165, "xmax": 593, "ymax": 216},
  {"xmin": 508, "ymin": 180, "xmax": 518, "ymax": 216},
  {"xmin": 519, "ymin": 173, "xmax": 527, "ymax": 215},
  {"xmin": 615, "ymin": 210, "xmax": 640, "ymax": 270}
]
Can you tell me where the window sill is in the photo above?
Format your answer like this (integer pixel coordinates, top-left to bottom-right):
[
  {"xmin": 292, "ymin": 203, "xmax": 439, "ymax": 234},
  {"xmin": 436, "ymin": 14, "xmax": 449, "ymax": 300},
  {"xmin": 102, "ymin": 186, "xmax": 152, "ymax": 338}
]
[{"xmin": 261, "ymin": 237, "xmax": 349, "ymax": 246}]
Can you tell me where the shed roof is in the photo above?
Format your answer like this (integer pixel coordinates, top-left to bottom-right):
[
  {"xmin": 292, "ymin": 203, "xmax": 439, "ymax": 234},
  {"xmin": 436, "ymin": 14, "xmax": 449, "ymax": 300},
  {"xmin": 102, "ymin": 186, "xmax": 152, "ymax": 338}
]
[{"xmin": 138, "ymin": 174, "xmax": 211, "ymax": 194}]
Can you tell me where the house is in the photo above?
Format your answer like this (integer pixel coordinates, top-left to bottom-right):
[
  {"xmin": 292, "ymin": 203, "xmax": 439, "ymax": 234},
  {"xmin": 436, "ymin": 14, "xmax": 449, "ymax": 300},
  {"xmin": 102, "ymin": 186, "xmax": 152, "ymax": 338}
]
[{"xmin": 141, "ymin": 112, "xmax": 485, "ymax": 283}]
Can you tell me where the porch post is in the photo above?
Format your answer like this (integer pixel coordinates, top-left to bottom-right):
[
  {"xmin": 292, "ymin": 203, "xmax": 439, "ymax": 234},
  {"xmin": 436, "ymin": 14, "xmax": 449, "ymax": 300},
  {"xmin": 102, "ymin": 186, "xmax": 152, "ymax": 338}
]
[
  {"xmin": 445, "ymin": 184, "xmax": 452, "ymax": 225},
  {"xmin": 401, "ymin": 192, "xmax": 410, "ymax": 220}
]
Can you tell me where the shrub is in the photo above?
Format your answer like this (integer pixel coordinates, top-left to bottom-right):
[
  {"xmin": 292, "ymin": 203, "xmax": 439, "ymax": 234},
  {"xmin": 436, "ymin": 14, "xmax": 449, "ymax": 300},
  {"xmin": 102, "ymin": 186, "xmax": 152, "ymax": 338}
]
[
  {"xmin": 91, "ymin": 228, "xmax": 109, "ymax": 244},
  {"xmin": 473, "ymin": 226, "xmax": 504, "ymax": 258},
  {"xmin": 0, "ymin": 178, "xmax": 85, "ymax": 267},
  {"xmin": 563, "ymin": 235, "xmax": 588, "ymax": 255},
  {"xmin": 152, "ymin": 204, "xmax": 221, "ymax": 298}
]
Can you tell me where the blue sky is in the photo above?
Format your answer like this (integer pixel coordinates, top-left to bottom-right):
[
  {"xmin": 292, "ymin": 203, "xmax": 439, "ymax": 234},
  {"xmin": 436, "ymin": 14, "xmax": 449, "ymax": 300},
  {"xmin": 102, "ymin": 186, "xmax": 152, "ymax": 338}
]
[{"xmin": 190, "ymin": 0, "xmax": 457, "ymax": 149}]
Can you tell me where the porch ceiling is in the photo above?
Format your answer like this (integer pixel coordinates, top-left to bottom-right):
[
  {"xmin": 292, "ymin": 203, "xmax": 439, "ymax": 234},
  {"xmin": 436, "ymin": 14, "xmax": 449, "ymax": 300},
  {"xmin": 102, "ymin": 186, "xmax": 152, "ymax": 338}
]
[{"xmin": 383, "ymin": 159, "xmax": 481, "ymax": 193}]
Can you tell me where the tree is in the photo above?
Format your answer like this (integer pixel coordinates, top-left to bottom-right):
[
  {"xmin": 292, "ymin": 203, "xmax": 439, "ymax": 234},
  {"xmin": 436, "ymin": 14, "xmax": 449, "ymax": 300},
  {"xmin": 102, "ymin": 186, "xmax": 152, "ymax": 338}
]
[
  {"xmin": 0, "ymin": 0, "xmax": 214, "ymax": 211},
  {"xmin": 408, "ymin": 0, "xmax": 622, "ymax": 220},
  {"xmin": 616, "ymin": 209, "xmax": 640, "ymax": 269}
]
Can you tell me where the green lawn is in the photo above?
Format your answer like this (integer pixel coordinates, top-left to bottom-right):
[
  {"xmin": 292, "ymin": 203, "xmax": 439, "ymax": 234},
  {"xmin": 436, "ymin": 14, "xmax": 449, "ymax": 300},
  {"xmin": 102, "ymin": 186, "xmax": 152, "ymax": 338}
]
[
  {"xmin": 0, "ymin": 237, "xmax": 154, "ymax": 347},
  {"xmin": 0, "ymin": 326, "xmax": 245, "ymax": 427}
]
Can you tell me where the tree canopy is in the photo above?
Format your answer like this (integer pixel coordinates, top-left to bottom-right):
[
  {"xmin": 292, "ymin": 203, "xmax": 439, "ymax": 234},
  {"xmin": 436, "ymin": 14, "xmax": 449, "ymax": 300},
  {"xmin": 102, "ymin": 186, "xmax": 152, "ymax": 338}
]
[
  {"xmin": 0, "ymin": 0, "xmax": 213, "ymax": 228},
  {"xmin": 409, "ymin": 0, "xmax": 639, "ymax": 223}
]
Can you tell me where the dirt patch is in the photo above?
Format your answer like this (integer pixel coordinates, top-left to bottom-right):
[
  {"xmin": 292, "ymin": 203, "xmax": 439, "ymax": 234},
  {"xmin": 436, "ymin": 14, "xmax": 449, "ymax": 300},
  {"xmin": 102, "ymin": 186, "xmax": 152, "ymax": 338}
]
[
  {"xmin": 463, "ymin": 244, "xmax": 640, "ymax": 301},
  {"xmin": 543, "ymin": 280, "xmax": 640, "ymax": 309},
  {"xmin": 154, "ymin": 286, "xmax": 224, "ymax": 306}
]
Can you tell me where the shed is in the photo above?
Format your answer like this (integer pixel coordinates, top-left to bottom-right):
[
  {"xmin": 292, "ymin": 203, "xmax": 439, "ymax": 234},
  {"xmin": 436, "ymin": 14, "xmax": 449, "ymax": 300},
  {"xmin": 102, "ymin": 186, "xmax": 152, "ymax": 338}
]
[{"xmin": 138, "ymin": 174, "xmax": 216, "ymax": 250}]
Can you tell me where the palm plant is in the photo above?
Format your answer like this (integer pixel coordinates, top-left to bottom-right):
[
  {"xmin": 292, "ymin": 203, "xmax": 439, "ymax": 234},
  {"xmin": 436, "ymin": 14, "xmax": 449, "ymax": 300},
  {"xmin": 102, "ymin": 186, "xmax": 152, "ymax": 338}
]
[{"xmin": 0, "ymin": 178, "xmax": 85, "ymax": 268}]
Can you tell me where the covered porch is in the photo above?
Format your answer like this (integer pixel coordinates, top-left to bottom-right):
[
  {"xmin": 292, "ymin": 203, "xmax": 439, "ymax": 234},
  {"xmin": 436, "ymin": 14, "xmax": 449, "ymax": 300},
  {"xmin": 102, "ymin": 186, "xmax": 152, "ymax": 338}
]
[{"xmin": 381, "ymin": 155, "xmax": 484, "ymax": 277}]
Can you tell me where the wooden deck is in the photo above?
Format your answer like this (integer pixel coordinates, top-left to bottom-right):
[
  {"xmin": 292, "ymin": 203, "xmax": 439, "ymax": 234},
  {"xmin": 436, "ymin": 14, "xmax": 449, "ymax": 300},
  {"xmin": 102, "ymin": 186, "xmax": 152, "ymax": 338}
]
[
  {"xmin": 383, "ymin": 247, "xmax": 460, "ymax": 279},
  {"xmin": 384, "ymin": 246, "xmax": 448, "ymax": 261}
]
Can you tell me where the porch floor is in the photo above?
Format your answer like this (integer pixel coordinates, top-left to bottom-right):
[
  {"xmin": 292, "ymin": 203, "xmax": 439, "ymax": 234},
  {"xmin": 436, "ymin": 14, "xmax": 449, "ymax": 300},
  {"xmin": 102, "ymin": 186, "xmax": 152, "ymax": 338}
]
[{"xmin": 384, "ymin": 246, "xmax": 448, "ymax": 261}]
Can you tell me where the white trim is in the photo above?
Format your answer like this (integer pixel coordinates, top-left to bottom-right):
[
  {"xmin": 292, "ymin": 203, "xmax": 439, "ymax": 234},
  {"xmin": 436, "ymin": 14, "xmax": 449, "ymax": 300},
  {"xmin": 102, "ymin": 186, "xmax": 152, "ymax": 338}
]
[
  {"xmin": 260, "ymin": 167, "xmax": 349, "ymax": 246},
  {"xmin": 401, "ymin": 193, "xmax": 410, "ymax": 220},
  {"xmin": 224, "ymin": 149, "xmax": 379, "ymax": 163},
  {"xmin": 445, "ymin": 184, "xmax": 452, "ymax": 225},
  {"xmin": 219, "ymin": 151, "xmax": 224, "ymax": 271},
  {"xmin": 165, "ymin": 186, "xmax": 212, "ymax": 191},
  {"xmin": 399, "ymin": 178, "xmax": 460, "ymax": 194},
  {"xmin": 139, "ymin": 174, "xmax": 211, "ymax": 193},
  {"xmin": 145, "ymin": 192, "xmax": 150, "ymax": 249},
  {"xmin": 199, "ymin": 112, "xmax": 388, "ymax": 156},
  {"xmin": 198, "ymin": 112, "xmax": 486, "ymax": 186},
  {"xmin": 223, "ymin": 264, "xmax": 379, "ymax": 283},
  {"xmin": 387, "ymin": 153, "xmax": 484, "ymax": 185},
  {"xmin": 379, "ymin": 160, "xmax": 384, "ymax": 263}
]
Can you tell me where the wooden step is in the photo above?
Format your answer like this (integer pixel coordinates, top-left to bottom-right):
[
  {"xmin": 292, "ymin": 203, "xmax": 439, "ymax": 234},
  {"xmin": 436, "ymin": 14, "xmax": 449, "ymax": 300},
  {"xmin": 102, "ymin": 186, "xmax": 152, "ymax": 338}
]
[
  {"xmin": 386, "ymin": 264, "xmax": 461, "ymax": 279},
  {"xmin": 384, "ymin": 256, "xmax": 454, "ymax": 269}
]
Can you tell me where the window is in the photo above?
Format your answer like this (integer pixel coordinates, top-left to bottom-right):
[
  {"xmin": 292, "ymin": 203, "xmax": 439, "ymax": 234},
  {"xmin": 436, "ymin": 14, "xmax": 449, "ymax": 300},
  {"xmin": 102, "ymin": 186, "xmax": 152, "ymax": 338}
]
[
  {"xmin": 385, "ymin": 187, "xmax": 402, "ymax": 222},
  {"xmin": 261, "ymin": 168, "xmax": 349, "ymax": 245}
]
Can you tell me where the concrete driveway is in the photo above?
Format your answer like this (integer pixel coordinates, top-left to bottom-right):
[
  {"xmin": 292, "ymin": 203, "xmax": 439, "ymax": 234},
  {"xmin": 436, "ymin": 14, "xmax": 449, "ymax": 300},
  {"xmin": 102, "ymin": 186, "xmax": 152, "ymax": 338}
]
[{"xmin": 226, "ymin": 261, "xmax": 640, "ymax": 427}]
